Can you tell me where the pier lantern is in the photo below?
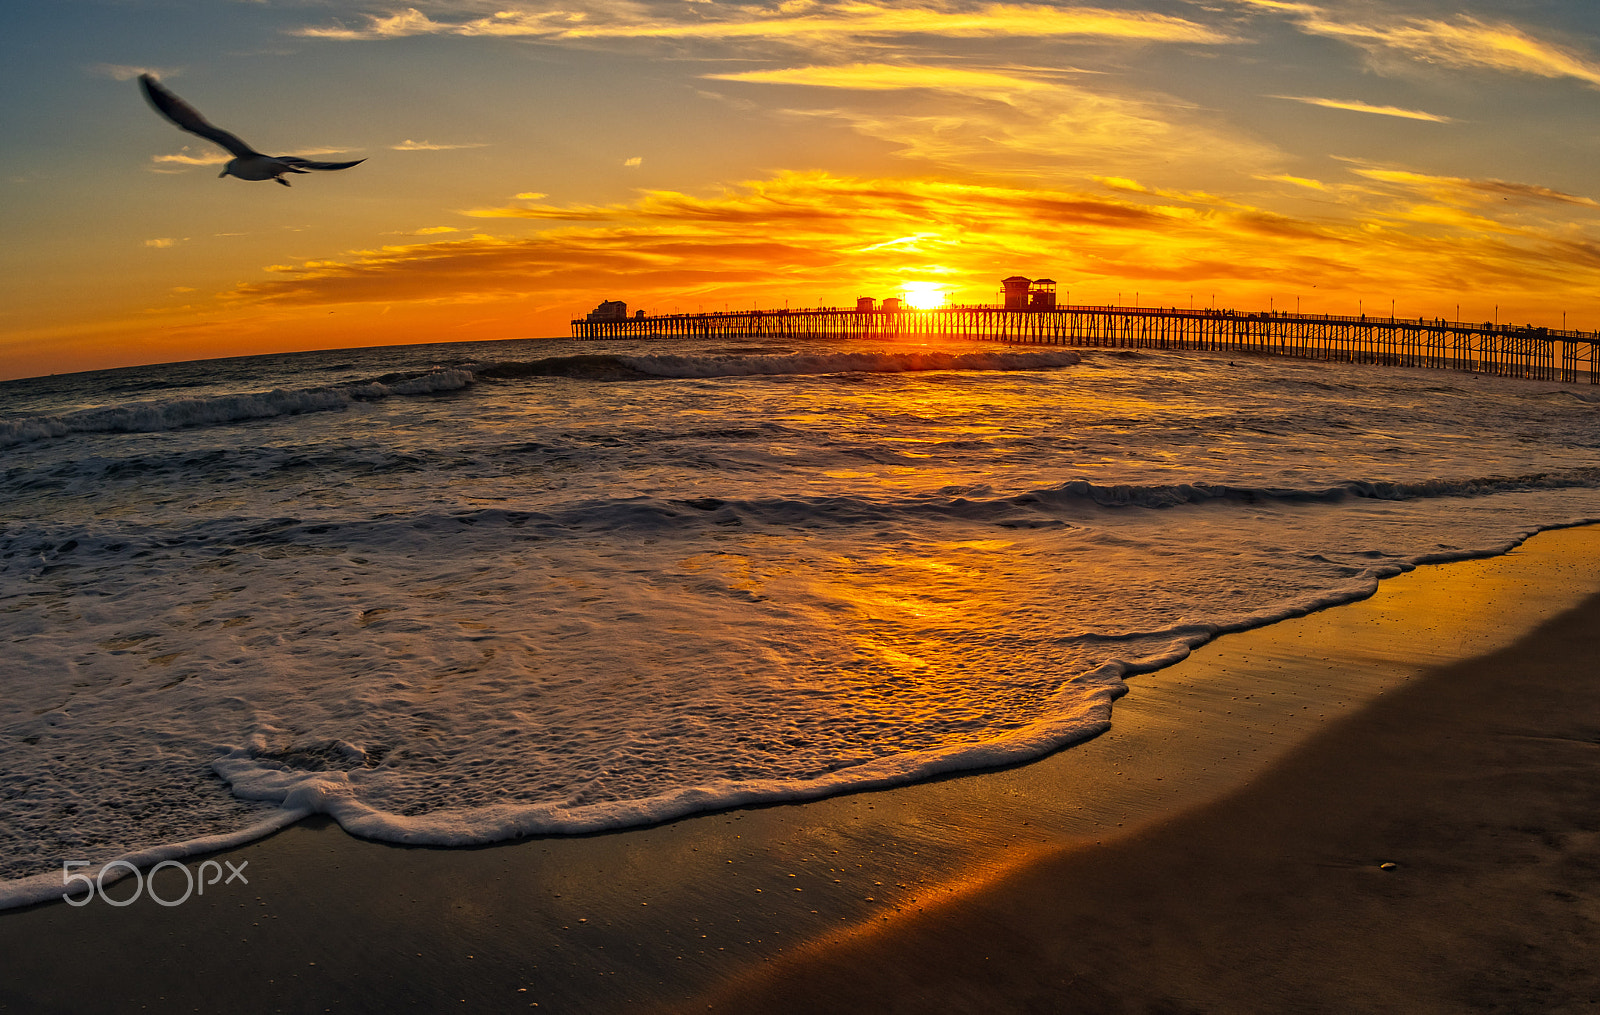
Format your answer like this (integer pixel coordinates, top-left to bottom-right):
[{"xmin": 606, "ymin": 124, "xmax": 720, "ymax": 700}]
[
  {"xmin": 1001, "ymin": 276, "xmax": 1032, "ymax": 310},
  {"xmin": 856, "ymin": 296, "xmax": 877, "ymax": 312},
  {"xmin": 1029, "ymin": 279, "xmax": 1057, "ymax": 311}
]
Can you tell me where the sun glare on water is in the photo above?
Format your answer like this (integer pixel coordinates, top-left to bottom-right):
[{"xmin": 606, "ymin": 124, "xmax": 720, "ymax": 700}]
[{"xmin": 900, "ymin": 283, "xmax": 947, "ymax": 309}]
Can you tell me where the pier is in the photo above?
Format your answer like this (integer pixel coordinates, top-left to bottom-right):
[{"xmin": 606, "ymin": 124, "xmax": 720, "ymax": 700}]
[{"xmin": 572, "ymin": 305, "xmax": 1600, "ymax": 384}]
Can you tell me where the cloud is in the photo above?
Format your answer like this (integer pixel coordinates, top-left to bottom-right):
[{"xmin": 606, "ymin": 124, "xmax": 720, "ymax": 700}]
[
  {"xmin": 144, "ymin": 238, "xmax": 184, "ymax": 248},
  {"xmin": 1093, "ymin": 175, "xmax": 1231, "ymax": 206},
  {"xmin": 1271, "ymin": 95, "xmax": 1452, "ymax": 122},
  {"xmin": 150, "ymin": 146, "xmax": 358, "ymax": 172},
  {"xmin": 1256, "ymin": 173, "xmax": 1329, "ymax": 192},
  {"xmin": 1349, "ymin": 166, "xmax": 1600, "ymax": 209},
  {"xmin": 296, "ymin": 3, "xmax": 1234, "ymax": 46},
  {"xmin": 152, "ymin": 148, "xmax": 229, "ymax": 169},
  {"xmin": 1237, "ymin": 2, "xmax": 1600, "ymax": 88},
  {"xmin": 624, "ymin": 156, "xmax": 643, "ymax": 167},
  {"xmin": 208, "ymin": 168, "xmax": 1600, "ymax": 325},
  {"xmin": 703, "ymin": 63, "xmax": 1058, "ymax": 95},
  {"xmin": 93, "ymin": 63, "xmax": 175, "ymax": 81},
  {"xmin": 391, "ymin": 139, "xmax": 490, "ymax": 150},
  {"xmin": 772, "ymin": 77, "xmax": 1282, "ymax": 178}
]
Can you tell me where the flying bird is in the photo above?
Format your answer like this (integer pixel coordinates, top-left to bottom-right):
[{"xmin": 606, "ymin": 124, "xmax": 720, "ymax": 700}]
[{"xmin": 139, "ymin": 74, "xmax": 365, "ymax": 186}]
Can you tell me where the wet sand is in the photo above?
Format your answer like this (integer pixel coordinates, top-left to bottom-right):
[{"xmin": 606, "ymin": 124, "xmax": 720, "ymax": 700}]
[
  {"xmin": 697, "ymin": 540, "xmax": 1600, "ymax": 1014},
  {"xmin": 3, "ymin": 526, "xmax": 1599, "ymax": 1013}
]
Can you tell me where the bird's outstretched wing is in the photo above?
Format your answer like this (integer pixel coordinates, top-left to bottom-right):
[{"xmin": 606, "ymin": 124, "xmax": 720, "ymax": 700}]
[
  {"xmin": 139, "ymin": 74, "xmax": 258, "ymax": 158},
  {"xmin": 279, "ymin": 156, "xmax": 367, "ymax": 172}
]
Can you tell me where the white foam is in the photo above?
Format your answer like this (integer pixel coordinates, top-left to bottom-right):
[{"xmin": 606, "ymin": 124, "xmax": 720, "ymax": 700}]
[
  {"xmin": 0, "ymin": 810, "xmax": 305, "ymax": 911},
  {"xmin": 0, "ymin": 368, "xmax": 474, "ymax": 448}
]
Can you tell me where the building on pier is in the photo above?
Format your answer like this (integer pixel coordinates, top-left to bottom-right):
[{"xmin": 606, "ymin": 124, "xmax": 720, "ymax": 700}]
[
  {"xmin": 586, "ymin": 299, "xmax": 628, "ymax": 321},
  {"xmin": 1001, "ymin": 276, "xmax": 1033, "ymax": 310},
  {"xmin": 1001, "ymin": 275, "xmax": 1057, "ymax": 310},
  {"xmin": 1029, "ymin": 279, "xmax": 1057, "ymax": 311}
]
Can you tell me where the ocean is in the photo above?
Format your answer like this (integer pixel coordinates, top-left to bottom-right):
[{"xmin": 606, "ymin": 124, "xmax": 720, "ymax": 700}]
[{"xmin": 4, "ymin": 333, "xmax": 1600, "ymax": 908}]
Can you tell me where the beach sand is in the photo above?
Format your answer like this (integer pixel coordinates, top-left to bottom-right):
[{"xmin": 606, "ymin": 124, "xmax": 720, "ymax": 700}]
[
  {"xmin": 3, "ymin": 526, "xmax": 1599, "ymax": 1012},
  {"xmin": 700, "ymin": 576, "xmax": 1600, "ymax": 1013}
]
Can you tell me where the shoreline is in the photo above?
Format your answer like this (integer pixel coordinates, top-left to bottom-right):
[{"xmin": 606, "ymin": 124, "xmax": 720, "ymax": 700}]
[
  {"xmin": 0, "ymin": 520, "xmax": 1576, "ymax": 913},
  {"xmin": 699, "ymin": 533, "xmax": 1600, "ymax": 1013},
  {"xmin": 4, "ymin": 525, "xmax": 1600, "ymax": 1011}
]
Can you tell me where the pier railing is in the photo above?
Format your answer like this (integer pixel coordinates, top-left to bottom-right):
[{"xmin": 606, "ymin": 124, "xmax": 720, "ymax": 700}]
[{"xmin": 572, "ymin": 305, "xmax": 1600, "ymax": 384}]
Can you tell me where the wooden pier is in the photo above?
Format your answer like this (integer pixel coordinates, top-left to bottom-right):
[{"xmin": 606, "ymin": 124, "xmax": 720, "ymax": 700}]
[{"xmin": 572, "ymin": 305, "xmax": 1600, "ymax": 384}]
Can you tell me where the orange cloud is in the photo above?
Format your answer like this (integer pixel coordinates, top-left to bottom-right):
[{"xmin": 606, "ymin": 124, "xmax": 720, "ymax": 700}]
[
  {"xmin": 152, "ymin": 147, "xmax": 228, "ymax": 169},
  {"xmin": 1349, "ymin": 166, "xmax": 1600, "ymax": 209},
  {"xmin": 298, "ymin": 3, "xmax": 1233, "ymax": 46},
  {"xmin": 1271, "ymin": 95, "xmax": 1452, "ymax": 122},
  {"xmin": 767, "ymin": 77, "xmax": 1282, "ymax": 179},
  {"xmin": 200, "ymin": 169, "xmax": 1600, "ymax": 327},
  {"xmin": 1239, "ymin": 2, "xmax": 1600, "ymax": 87},
  {"xmin": 703, "ymin": 63, "xmax": 1057, "ymax": 95},
  {"xmin": 391, "ymin": 139, "xmax": 490, "ymax": 150},
  {"xmin": 1255, "ymin": 174, "xmax": 1329, "ymax": 192}
]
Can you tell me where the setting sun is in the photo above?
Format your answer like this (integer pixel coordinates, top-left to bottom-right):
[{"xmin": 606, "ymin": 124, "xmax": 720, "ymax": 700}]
[{"xmin": 900, "ymin": 282, "xmax": 948, "ymax": 309}]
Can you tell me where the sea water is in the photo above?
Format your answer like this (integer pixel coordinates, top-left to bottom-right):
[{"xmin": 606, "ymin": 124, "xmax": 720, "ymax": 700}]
[{"xmin": 4, "ymin": 334, "xmax": 1599, "ymax": 907}]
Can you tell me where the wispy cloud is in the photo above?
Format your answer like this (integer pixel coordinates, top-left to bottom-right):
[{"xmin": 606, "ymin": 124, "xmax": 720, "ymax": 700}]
[
  {"xmin": 1349, "ymin": 165, "xmax": 1600, "ymax": 209},
  {"xmin": 149, "ymin": 148, "xmax": 229, "ymax": 173},
  {"xmin": 1256, "ymin": 173, "xmax": 1329, "ymax": 192},
  {"xmin": 704, "ymin": 63, "xmax": 1056, "ymax": 95},
  {"xmin": 92, "ymin": 63, "xmax": 174, "ymax": 81},
  {"xmin": 1238, "ymin": 2, "xmax": 1600, "ymax": 88},
  {"xmin": 1093, "ymin": 176, "xmax": 1229, "ymax": 206},
  {"xmin": 296, "ymin": 3, "xmax": 1235, "ymax": 46},
  {"xmin": 391, "ymin": 139, "xmax": 490, "ymax": 150},
  {"xmin": 767, "ymin": 78, "xmax": 1282, "ymax": 179},
  {"xmin": 1272, "ymin": 95, "xmax": 1452, "ymax": 122},
  {"xmin": 150, "ymin": 146, "xmax": 358, "ymax": 172}
]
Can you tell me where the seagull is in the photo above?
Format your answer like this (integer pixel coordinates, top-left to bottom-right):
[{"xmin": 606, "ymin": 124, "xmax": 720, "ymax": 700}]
[{"xmin": 139, "ymin": 74, "xmax": 364, "ymax": 186}]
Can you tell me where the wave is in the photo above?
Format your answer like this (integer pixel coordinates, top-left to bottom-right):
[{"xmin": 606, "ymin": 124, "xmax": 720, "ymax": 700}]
[
  {"xmin": 7, "ymin": 468, "xmax": 1580, "ymax": 575},
  {"xmin": 475, "ymin": 348, "xmax": 1082, "ymax": 381},
  {"xmin": 1018, "ymin": 471, "xmax": 1600, "ymax": 510},
  {"xmin": 1, "ymin": 349, "xmax": 1082, "ymax": 449},
  {"xmin": 0, "ymin": 369, "xmax": 474, "ymax": 449},
  {"xmin": 572, "ymin": 470, "xmax": 1600, "ymax": 531}
]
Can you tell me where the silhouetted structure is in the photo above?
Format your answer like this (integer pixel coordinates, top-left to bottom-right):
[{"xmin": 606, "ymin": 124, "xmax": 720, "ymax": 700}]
[
  {"xmin": 573, "ymin": 304, "xmax": 1600, "ymax": 385},
  {"xmin": 1029, "ymin": 279, "xmax": 1057, "ymax": 311},
  {"xmin": 1001, "ymin": 276, "xmax": 1033, "ymax": 311},
  {"xmin": 586, "ymin": 300, "xmax": 628, "ymax": 321},
  {"xmin": 856, "ymin": 297, "xmax": 876, "ymax": 312}
]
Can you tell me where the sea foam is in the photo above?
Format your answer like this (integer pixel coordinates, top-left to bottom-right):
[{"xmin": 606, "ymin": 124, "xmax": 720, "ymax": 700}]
[{"xmin": 0, "ymin": 368, "xmax": 474, "ymax": 449}]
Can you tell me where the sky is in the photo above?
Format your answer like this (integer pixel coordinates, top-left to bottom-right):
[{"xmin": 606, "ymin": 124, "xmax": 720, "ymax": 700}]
[{"xmin": 2, "ymin": 0, "xmax": 1599, "ymax": 380}]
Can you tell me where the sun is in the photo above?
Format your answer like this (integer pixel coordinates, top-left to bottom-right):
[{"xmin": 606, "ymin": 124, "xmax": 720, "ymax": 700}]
[{"xmin": 900, "ymin": 282, "xmax": 947, "ymax": 309}]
